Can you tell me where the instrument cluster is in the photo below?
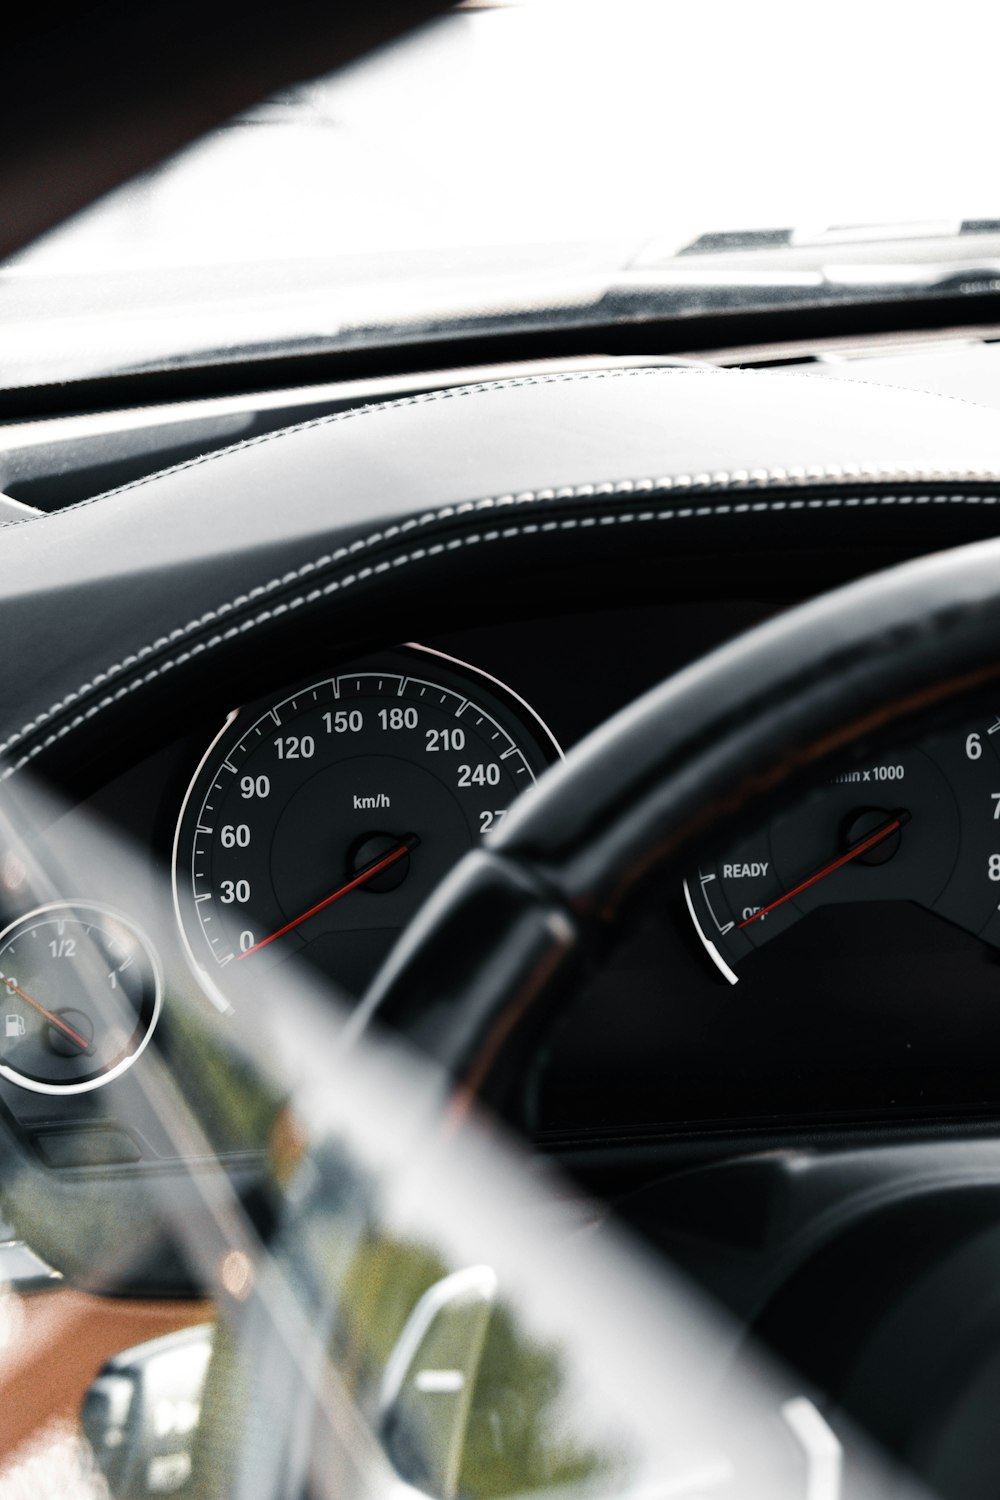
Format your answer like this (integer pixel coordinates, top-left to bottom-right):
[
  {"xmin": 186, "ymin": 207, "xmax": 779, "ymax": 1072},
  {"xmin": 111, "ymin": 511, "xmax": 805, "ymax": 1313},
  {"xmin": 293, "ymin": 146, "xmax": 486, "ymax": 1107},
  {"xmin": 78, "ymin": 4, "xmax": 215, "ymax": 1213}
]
[{"xmin": 9, "ymin": 601, "xmax": 1000, "ymax": 1147}]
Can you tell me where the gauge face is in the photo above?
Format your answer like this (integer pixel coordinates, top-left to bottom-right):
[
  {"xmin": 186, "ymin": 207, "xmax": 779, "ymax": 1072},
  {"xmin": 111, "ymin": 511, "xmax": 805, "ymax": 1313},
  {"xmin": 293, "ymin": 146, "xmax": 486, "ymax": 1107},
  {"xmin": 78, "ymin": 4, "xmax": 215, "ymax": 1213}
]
[
  {"xmin": 0, "ymin": 903, "xmax": 161, "ymax": 1094},
  {"xmin": 173, "ymin": 648, "xmax": 560, "ymax": 1006},
  {"xmin": 686, "ymin": 718, "xmax": 1000, "ymax": 983}
]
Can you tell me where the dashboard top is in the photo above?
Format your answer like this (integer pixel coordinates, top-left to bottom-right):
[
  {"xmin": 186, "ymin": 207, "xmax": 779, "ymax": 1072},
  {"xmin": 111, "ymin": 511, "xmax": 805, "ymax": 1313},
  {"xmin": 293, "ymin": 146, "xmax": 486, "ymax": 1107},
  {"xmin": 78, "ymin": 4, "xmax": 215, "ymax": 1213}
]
[{"xmin": 4, "ymin": 363, "xmax": 1000, "ymax": 798}]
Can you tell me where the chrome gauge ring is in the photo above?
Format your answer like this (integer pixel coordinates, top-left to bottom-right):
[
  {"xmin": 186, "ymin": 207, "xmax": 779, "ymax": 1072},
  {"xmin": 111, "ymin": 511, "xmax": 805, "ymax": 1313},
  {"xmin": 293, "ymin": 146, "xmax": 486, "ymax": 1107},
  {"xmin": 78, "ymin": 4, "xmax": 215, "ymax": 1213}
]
[{"xmin": 173, "ymin": 646, "xmax": 561, "ymax": 1010}]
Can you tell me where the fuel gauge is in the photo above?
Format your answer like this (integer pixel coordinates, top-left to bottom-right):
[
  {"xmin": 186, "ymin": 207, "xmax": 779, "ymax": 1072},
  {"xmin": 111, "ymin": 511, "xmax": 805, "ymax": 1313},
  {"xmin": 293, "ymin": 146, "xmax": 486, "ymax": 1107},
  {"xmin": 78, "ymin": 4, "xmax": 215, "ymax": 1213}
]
[{"xmin": 0, "ymin": 903, "xmax": 161, "ymax": 1095}]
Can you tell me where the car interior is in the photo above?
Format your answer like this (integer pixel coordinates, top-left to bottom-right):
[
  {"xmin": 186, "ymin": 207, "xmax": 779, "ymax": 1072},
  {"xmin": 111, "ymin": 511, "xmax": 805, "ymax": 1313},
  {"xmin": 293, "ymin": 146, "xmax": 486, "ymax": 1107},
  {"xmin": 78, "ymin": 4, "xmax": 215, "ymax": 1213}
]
[{"xmin": 4, "ymin": 3, "xmax": 1000, "ymax": 1498}]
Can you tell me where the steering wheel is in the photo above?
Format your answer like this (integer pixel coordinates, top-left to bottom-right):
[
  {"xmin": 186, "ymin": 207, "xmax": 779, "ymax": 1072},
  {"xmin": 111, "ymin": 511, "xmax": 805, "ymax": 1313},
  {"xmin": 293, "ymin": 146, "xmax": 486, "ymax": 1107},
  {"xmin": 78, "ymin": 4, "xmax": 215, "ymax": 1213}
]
[{"xmin": 352, "ymin": 532, "xmax": 1000, "ymax": 1103}]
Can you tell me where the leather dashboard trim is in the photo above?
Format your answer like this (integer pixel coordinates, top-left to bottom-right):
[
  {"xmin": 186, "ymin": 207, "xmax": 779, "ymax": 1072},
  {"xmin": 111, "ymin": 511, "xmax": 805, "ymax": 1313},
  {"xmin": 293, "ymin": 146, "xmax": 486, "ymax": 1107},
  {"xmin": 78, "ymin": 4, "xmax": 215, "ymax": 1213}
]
[
  {"xmin": 3, "ymin": 366, "xmax": 1000, "ymax": 778},
  {"xmin": 4, "ymin": 484, "xmax": 1000, "ymax": 780}
]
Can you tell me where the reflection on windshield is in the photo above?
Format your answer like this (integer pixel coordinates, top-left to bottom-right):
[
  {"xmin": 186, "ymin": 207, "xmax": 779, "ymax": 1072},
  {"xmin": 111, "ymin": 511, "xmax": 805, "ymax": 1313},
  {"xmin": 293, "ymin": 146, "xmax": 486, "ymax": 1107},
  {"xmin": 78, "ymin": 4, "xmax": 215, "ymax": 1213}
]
[
  {"xmin": 340, "ymin": 1237, "xmax": 618, "ymax": 1500},
  {"xmin": 0, "ymin": 768, "xmax": 913, "ymax": 1500}
]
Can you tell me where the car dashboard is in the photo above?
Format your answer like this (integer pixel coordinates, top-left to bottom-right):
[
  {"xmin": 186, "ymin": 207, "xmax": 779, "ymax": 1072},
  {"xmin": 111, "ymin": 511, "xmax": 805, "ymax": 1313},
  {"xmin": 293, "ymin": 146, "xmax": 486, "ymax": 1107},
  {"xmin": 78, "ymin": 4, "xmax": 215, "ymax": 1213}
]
[
  {"xmin": 27, "ymin": 590, "xmax": 998, "ymax": 1159},
  {"xmin": 3, "ymin": 343, "xmax": 1000, "ymax": 1190},
  {"xmin": 3, "ymin": 329, "xmax": 1000, "ymax": 1500}
]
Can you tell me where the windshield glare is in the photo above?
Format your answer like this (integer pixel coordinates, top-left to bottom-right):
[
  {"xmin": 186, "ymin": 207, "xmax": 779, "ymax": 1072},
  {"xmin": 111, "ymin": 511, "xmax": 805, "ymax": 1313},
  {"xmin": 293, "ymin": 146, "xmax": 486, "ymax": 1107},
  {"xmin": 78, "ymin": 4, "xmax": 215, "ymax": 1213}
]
[
  {"xmin": 4, "ymin": 0, "xmax": 1000, "ymax": 384},
  {"xmin": 0, "ymin": 768, "xmax": 912, "ymax": 1500}
]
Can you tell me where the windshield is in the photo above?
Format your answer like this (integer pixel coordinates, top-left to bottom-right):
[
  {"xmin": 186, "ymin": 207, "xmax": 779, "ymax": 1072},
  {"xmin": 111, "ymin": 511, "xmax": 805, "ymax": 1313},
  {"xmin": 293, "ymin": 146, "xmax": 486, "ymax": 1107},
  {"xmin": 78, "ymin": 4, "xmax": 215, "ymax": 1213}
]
[{"xmin": 5, "ymin": 0, "xmax": 1000, "ymax": 387}]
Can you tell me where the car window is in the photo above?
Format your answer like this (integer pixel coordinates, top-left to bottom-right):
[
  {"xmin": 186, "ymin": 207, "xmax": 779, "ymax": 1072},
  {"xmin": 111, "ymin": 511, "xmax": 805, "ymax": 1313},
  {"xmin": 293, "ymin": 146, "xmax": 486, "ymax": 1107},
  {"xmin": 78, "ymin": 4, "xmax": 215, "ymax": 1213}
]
[{"xmin": 4, "ymin": 0, "xmax": 1000, "ymax": 388}]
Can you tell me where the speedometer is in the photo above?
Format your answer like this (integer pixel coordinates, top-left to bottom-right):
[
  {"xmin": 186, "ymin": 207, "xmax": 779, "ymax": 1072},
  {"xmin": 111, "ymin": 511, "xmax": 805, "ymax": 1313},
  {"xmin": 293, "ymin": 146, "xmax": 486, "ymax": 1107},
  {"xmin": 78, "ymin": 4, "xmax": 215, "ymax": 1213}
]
[{"xmin": 173, "ymin": 646, "xmax": 560, "ymax": 1008}]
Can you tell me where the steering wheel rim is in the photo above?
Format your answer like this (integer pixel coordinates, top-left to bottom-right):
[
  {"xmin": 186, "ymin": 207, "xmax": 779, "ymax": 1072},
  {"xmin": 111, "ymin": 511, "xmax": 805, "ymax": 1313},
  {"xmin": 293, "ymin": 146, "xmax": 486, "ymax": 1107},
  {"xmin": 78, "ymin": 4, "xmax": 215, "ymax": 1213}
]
[{"xmin": 350, "ymin": 533, "xmax": 1000, "ymax": 1115}]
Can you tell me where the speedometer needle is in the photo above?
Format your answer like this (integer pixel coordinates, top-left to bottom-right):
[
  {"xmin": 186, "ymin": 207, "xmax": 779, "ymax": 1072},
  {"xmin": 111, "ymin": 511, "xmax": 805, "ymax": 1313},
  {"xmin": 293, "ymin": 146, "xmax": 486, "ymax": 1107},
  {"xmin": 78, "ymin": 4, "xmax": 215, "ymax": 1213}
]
[
  {"xmin": 0, "ymin": 977, "xmax": 91, "ymax": 1052},
  {"xmin": 736, "ymin": 809, "xmax": 910, "ymax": 930},
  {"xmin": 237, "ymin": 834, "xmax": 421, "ymax": 960}
]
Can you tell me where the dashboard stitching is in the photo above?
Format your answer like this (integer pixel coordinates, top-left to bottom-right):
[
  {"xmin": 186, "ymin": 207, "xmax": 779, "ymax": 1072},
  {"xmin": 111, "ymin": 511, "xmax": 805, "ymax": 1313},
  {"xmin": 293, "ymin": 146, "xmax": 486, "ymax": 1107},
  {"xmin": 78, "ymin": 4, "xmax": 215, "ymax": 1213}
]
[
  {"xmin": 779, "ymin": 368, "xmax": 999, "ymax": 415},
  {"xmin": 0, "ymin": 367, "xmax": 724, "ymax": 525},
  {"xmin": 4, "ymin": 364, "xmax": 999, "ymax": 527},
  {"xmin": 3, "ymin": 485, "xmax": 1000, "ymax": 778}
]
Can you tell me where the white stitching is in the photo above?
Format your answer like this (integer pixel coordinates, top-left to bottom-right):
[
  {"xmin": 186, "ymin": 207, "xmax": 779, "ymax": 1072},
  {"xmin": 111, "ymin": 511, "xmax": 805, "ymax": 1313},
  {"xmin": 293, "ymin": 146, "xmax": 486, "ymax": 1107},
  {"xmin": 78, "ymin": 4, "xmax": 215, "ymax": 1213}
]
[
  {"xmin": 2, "ymin": 484, "xmax": 999, "ymax": 779},
  {"xmin": 6, "ymin": 362, "xmax": 1000, "ymax": 525},
  {"xmin": 775, "ymin": 368, "xmax": 996, "ymax": 416},
  {"xmin": 0, "ymin": 367, "xmax": 723, "ymax": 524}
]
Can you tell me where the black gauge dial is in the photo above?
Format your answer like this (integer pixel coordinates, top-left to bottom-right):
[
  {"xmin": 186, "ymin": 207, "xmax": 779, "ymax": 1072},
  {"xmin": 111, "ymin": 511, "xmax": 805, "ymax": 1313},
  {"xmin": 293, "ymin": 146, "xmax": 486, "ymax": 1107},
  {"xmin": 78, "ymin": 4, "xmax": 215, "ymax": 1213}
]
[
  {"xmin": 687, "ymin": 718, "xmax": 1000, "ymax": 983},
  {"xmin": 0, "ymin": 903, "xmax": 161, "ymax": 1095},
  {"xmin": 173, "ymin": 647, "xmax": 561, "ymax": 1007}
]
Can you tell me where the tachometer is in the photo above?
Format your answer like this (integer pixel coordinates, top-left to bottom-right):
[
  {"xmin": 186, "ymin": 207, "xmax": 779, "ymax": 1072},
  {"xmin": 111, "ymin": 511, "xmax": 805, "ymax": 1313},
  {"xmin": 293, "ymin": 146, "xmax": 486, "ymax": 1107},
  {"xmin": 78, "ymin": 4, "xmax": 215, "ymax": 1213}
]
[
  {"xmin": 173, "ymin": 646, "xmax": 560, "ymax": 1008},
  {"xmin": 686, "ymin": 717, "xmax": 1000, "ymax": 983}
]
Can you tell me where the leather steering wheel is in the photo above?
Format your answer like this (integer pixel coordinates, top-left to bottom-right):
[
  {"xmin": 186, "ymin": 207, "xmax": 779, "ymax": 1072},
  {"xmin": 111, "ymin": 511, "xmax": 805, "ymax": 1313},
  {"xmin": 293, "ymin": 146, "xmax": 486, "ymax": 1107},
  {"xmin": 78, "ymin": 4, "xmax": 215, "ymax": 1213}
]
[{"xmin": 351, "ymin": 531, "xmax": 1000, "ymax": 1111}]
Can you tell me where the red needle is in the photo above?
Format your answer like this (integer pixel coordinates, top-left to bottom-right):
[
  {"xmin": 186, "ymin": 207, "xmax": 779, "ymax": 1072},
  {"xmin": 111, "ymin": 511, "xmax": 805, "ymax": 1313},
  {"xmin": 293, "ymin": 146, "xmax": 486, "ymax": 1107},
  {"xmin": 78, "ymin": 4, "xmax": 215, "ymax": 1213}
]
[
  {"xmin": 0, "ymin": 976, "xmax": 91, "ymax": 1052},
  {"xmin": 737, "ymin": 809, "xmax": 910, "ymax": 931},
  {"xmin": 237, "ymin": 834, "xmax": 420, "ymax": 960}
]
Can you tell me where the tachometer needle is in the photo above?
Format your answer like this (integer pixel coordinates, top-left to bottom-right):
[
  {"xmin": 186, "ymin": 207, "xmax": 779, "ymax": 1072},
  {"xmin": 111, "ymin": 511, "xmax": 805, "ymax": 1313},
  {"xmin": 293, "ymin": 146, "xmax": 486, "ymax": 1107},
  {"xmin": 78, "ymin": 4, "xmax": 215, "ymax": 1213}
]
[
  {"xmin": 237, "ymin": 834, "xmax": 421, "ymax": 960},
  {"xmin": 736, "ymin": 809, "xmax": 911, "ymax": 931},
  {"xmin": 0, "ymin": 977, "xmax": 91, "ymax": 1052}
]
